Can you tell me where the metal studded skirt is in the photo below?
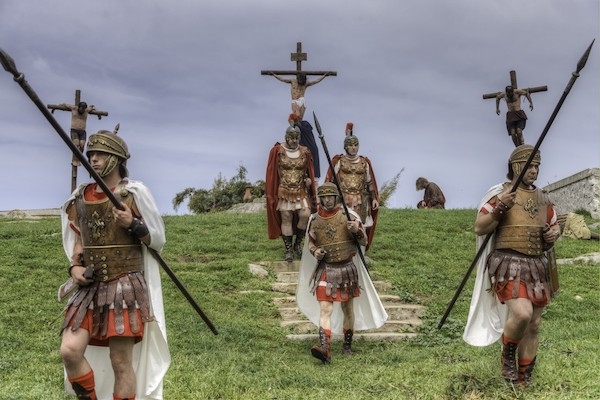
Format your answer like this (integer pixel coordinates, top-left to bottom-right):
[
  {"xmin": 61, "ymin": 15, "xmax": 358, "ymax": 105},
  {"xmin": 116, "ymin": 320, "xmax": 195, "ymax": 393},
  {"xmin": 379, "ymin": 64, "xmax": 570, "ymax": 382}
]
[
  {"xmin": 311, "ymin": 259, "xmax": 361, "ymax": 302},
  {"xmin": 487, "ymin": 249, "xmax": 551, "ymax": 305},
  {"xmin": 61, "ymin": 271, "xmax": 153, "ymax": 341}
]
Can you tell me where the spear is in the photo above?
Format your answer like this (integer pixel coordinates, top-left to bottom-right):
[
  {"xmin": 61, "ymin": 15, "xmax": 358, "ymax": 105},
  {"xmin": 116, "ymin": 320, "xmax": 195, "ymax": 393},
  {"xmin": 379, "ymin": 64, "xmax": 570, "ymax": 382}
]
[
  {"xmin": 437, "ymin": 39, "xmax": 595, "ymax": 330},
  {"xmin": 313, "ymin": 112, "xmax": 371, "ymax": 275},
  {"xmin": 0, "ymin": 47, "xmax": 219, "ymax": 335}
]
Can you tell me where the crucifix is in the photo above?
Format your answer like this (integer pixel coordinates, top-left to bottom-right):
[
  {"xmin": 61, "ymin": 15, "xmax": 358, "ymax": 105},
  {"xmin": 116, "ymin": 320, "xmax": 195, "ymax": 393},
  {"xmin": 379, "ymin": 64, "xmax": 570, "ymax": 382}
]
[
  {"xmin": 261, "ymin": 42, "xmax": 337, "ymax": 121},
  {"xmin": 483, "ymin": 70, "xmax": 547, "ymax": 146},
  {"xmin": 47, "ymin": 89, "xmax": 108, "ymax": 192}
]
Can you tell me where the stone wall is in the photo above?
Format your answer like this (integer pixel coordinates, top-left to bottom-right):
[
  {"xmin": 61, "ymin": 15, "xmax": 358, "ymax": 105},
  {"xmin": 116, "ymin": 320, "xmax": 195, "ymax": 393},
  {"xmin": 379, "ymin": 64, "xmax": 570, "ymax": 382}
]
[{"xmin": 543, "ymin": 168, "xmax": 600, "ymax": 219}]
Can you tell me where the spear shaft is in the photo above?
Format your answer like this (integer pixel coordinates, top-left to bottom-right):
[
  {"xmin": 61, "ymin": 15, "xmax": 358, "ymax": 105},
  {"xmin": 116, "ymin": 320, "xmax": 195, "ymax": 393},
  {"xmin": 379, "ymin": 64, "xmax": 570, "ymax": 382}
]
[
  {"xmin": 0, "ymin": 47, "xmax": 219, "ymax": 335},
  {"xmin": 437, "ymin": 39, "xmax": 595, "ymax": 330},
  {"xmin": 312, "ymin": 112, "xmax": 370, "ymax": 274}
]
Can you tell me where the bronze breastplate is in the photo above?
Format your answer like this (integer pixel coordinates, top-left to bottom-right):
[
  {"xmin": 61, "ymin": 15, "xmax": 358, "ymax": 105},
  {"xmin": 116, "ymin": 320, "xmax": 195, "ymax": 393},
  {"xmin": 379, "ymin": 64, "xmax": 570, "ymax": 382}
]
[
  {"xmin": 495, "ymin": 187, "xmax": 549, "ymax": 256},
  {"xmin": 338, "ymin": 157, "xmax": 367, "ymax": 195},
  {"xmin": 279, "ymin": 151, "xmax": 307, "ymax": 189},
  {"xmin": 312, "ymin": 211, "xmax": 355, "ymax": 263},
  {"xmin": 76, "ymin": 185, "xmax": 143, "ymax": 281}
]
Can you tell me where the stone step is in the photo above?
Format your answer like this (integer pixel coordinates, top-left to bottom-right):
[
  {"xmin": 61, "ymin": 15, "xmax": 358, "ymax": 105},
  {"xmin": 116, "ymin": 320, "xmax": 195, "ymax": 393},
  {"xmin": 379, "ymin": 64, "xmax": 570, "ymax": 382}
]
[
  {"xmin": 272, "ymin": 296, "xmax": 298, "ymax": 307},
  {"xmin": 272, "ymin": 295, "xmax": 411, "ymax": 308},
  {"xmin": 275, "ymin": 270, "xmax": 386, "ymax": 283},
  {"xmin": 271, "ymin": 280, "xmax": 392, "ymax": 295},
  {"xmin": 385, "ymin": 304, "xmax": 426, "ymax": 319},
  {"xmin": 278, "ymin": 304, "xmax": 425, "ymax": 321},
  {"xmin": 286, "ymin": 332, "xmax": 419, "ymax": 341},
  {"xmin": 271, "ymin": 261, "xmax": 301, "ymax": 272},
  {"xmin": 276, "ymin": 271, "xmax": 299, "ymax": 283},
  {"xmin": 281, "ymin": 318, "xmax": 422, "ymax": 335}
]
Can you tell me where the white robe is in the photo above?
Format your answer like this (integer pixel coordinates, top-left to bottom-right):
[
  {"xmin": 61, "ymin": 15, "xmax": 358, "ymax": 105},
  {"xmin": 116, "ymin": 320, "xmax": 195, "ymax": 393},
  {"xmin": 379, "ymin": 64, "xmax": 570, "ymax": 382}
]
[
  {"xmin": 462, "ymin": 183, "xmax": 508, "ymax": 347},
  {"xmin": 60, "ymin": 179, "xmax": 170, "ymax": 400},
  {"xmin": 296, "ymin": 210, "xmax": 388, "ymax": 335}
]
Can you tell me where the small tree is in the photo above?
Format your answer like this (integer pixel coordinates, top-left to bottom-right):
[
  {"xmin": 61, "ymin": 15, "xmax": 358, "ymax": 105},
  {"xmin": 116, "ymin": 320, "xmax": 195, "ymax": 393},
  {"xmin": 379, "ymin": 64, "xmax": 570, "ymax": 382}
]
[
  {"xmin": 378, "ymin": 168, "xmax": 404, "ymax": 208},
  {"xmin": 172, "ymin": 164, "xmax": 260, "ymax": 213}
]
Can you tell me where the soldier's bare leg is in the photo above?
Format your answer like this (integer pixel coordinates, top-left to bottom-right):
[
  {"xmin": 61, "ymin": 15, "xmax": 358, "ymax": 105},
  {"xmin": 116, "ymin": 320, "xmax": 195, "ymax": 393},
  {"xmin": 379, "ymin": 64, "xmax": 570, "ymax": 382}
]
[{"xmin": 109, "ymin": 336, "xmax": 136, "ymax": 398}]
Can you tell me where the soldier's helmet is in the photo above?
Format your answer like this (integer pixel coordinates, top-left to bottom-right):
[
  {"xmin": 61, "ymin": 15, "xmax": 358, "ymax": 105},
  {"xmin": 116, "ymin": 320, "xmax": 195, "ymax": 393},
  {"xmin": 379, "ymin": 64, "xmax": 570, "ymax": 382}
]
[
  {"xmin": 86, "ymin": 130, "xmax": 130, "ymax": 160},
  {"xmin": 86, "ymin": 129, "xmax": 130, "ymax": 177},
  {"xmin": 317, "ymin": 182, "xmax": 339, "ymax": 198},
  {"xmin": 507, "ymin": 144, "xmax": 541, "ymax": 179},
  {"xmin": 286, "ymin": 123, "xmax": 300, "ymax": 137},
  {"xmin": 509, "ymin": 144, "xmax": 540, "ymax": 165},
  {"xmin": 343, "ymin": 122, "xmax": 359, "ymax": 149}
]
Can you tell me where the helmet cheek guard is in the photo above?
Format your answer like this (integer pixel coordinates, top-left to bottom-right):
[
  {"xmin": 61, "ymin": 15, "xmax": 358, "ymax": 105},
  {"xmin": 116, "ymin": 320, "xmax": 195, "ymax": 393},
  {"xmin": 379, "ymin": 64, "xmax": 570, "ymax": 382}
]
[{"xmin": 86, "ymin": 130, "xmax": 130, "ymax": 177}]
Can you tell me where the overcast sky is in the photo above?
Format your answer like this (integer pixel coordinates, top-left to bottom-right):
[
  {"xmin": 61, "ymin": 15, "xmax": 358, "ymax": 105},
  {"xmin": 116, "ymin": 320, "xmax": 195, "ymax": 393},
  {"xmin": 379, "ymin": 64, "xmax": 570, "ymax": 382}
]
[{"xmin": 0, "ymin": 0, "xmax": 597, "ymax": 215}]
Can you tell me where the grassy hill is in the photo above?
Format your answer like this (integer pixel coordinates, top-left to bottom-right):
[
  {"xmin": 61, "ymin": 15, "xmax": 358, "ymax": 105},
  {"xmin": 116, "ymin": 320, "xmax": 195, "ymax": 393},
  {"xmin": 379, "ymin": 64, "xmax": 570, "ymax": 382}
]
[{"xmin": 0, "ymin": 209, "xmax": 598, "ymax": 399}]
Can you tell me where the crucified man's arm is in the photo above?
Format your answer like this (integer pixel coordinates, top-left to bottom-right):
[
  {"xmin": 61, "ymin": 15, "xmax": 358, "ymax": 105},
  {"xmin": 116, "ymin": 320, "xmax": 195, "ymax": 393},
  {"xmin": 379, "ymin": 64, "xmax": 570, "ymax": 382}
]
[
  {"xmin": 306, "ymin": 72, "xmax": 331, "ymax": 87},
  {"xmin": 269, "ymin": 72, "xmax": 292, "ymax": 84}
]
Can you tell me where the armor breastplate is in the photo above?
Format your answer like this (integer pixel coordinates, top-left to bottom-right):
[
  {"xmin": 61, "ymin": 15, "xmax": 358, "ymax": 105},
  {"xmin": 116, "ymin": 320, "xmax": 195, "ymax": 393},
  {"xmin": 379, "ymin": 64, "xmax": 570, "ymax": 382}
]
[
  {"xmin": 495, "ymin": 187, "xmax": 549, "ymax": 256},
  {"xmin": 76, "ymin": 184, "xmax": 143, "ymax": 282},
  {"xmin": 338, "ymin": 157, "xmax": 367, "ymax": 195},
  {"xmin": 279, "ymin": 150, "xmax": 307, "ymax": 189},
  {"xmin": 312, "ymin": 210, "xmax": 355, "ymax": 263}
]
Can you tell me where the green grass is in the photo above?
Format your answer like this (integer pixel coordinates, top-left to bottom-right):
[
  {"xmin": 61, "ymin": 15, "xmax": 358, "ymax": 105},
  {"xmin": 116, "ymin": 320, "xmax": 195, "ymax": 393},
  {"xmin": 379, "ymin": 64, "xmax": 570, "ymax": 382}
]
[{"xmin": 0, "ymin": 209, "xmax": 598, "ymax": 399}]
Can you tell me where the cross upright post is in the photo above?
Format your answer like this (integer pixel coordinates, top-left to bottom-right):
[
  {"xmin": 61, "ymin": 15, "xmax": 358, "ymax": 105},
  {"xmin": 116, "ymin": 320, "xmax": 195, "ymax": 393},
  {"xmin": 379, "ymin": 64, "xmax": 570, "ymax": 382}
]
[{"xmin": 47, "ymin": 90, "xmax": 108, "ymax": 192}]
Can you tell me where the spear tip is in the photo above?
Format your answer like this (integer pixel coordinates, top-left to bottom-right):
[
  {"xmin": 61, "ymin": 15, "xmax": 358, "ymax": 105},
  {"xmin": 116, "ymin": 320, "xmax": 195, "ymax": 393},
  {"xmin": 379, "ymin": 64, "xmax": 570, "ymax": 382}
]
[
  {"xmin": 0, "ymin": 47, "xmax": 19, "ymax": 77},
  {"xmin": 576, "ymin": 39, "xmax": 595, "ymax": 73},
  {"xmin": 313, "ymin": 112, "xmax": 323, "ymax": 137}
]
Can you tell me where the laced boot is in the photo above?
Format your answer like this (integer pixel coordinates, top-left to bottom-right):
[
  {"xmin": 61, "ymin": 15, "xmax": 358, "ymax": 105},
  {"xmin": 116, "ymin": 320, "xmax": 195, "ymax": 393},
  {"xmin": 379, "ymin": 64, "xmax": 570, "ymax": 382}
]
[
  {"xmin": 501, "ymin": 336, "xmax": 519, "ymax": 384},
  {"xmin": 71, "ymin": 383, "xmax": 95, "ymax": 400},
  {"xmin": 293, "ymin": 228, "xmax": 306, "ymax": 258},
  {"xmin": 69, "ymin": 370, "xmax": 97, "ymax": 400},
  {"xmin": 310, "ymin": 327, "xmax": 331, "ymax": 364},
  {"xmin": 282, "ymin": 235, "xmax": 293, "ymax": 262},
  {"xmin": 342, "ymin": 329, "xmax": 354, "ymax": 355},
  {"xmin": 518, "ymin": 356, "xmax": 536, "ymax": 387}
]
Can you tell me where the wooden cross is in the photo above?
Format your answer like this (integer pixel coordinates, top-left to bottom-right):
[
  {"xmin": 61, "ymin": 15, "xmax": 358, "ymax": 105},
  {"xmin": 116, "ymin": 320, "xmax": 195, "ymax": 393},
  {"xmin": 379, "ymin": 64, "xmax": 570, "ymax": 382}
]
[
  {"xmin": 261, "ymin": 41, "xmax": 337, "ymax": 121},
  {"xmin": 482, "ymin": 70, "xmax": 547, "ymax": 99},
  {"xmin": 261, "ymin": 41, "xmax": 337, "ymax": 78},
  {"xmin": 291, "ymin": 42, "xmax": 307, "ymax": 72},
  {"xmin": 47, "ymin": 89, "xmax": 109, "ymax": 192}
]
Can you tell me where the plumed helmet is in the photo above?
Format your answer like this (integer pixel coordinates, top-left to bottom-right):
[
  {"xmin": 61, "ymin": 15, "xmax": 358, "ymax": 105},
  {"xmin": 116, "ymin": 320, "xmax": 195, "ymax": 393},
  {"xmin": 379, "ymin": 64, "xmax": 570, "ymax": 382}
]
[
  {"xmin": 86, "ymin": 130, "xmax": 130, "ymax": 160},
  {"xmin": 343, "ymin": 122, "xmax": 359, "ymax": 148},
  {"xmin": 285, "ymin": 113, "xmax": 301, "ymax": 137},
  {"xmin": 317, "ymin": 182, "xmax": 339, "ymax": 197}
]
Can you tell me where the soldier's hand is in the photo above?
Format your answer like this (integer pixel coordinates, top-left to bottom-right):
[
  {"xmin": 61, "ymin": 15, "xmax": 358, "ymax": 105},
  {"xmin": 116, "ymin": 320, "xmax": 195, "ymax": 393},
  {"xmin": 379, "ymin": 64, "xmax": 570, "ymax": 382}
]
[
  {"xmin": 497, "ymin": 191, "xmax": 516, "ymax": 209},
  {"xmin": 372, "ymin": 199, "xmax": 379, "ymax": 210},
  {"xmin": 70, "ymin": 265, "xmax": 92, "ymax": 285},
  {"xmin": 543, "ymin": 224, "xmax": 560, "ymax": 244},
  {"xmin": 347, "ymin": 220, "xmax": 359, "ymax": 234},
  {"xmin": 113, "ymin": 202, "xmax": 133, "ymax": 229},
  {"xmin": 314, "ymin": 248, "xmax": 326, "ymax": 260}
]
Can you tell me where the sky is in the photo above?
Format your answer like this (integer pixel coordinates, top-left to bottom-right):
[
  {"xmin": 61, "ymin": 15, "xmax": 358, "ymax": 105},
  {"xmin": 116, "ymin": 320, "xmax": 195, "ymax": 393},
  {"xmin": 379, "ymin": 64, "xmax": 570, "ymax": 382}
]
[{"xmin": 0, "ymin": 0, "xmax": 598, "ymax": 215}]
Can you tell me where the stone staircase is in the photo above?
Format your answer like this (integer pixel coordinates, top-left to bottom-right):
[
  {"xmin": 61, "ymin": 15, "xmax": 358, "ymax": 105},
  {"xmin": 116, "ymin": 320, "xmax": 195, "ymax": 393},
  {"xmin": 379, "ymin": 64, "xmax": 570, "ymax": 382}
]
[{"xmin": 251, "ymin": 260, "xmax": 426, "ymax": 341}]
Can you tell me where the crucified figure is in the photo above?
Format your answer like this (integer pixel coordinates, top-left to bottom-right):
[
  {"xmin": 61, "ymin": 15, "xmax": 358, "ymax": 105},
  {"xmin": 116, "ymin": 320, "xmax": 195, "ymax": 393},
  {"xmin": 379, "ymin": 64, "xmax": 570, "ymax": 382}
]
[
  {"xmin": 269, "ymin": 71, "xmax": 332, "ymax": 120},
  {"xmin": 496, "ymin": 86, "xmax": 533, "ymax": 147}
]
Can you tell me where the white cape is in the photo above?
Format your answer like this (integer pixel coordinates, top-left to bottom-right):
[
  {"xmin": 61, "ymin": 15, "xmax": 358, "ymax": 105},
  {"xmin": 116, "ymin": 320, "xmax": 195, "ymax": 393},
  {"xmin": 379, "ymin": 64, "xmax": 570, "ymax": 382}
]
[
  {"xmin": 296, "ymin": 211, "xmax": 388, "ymax": 335},
  {"xmin": 462, "ymin": 183, "xmax": 508, "ymax": 347},
  {"xmin": 60, "ymin": 179, "xmax": 170, "ymax": 400}
]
